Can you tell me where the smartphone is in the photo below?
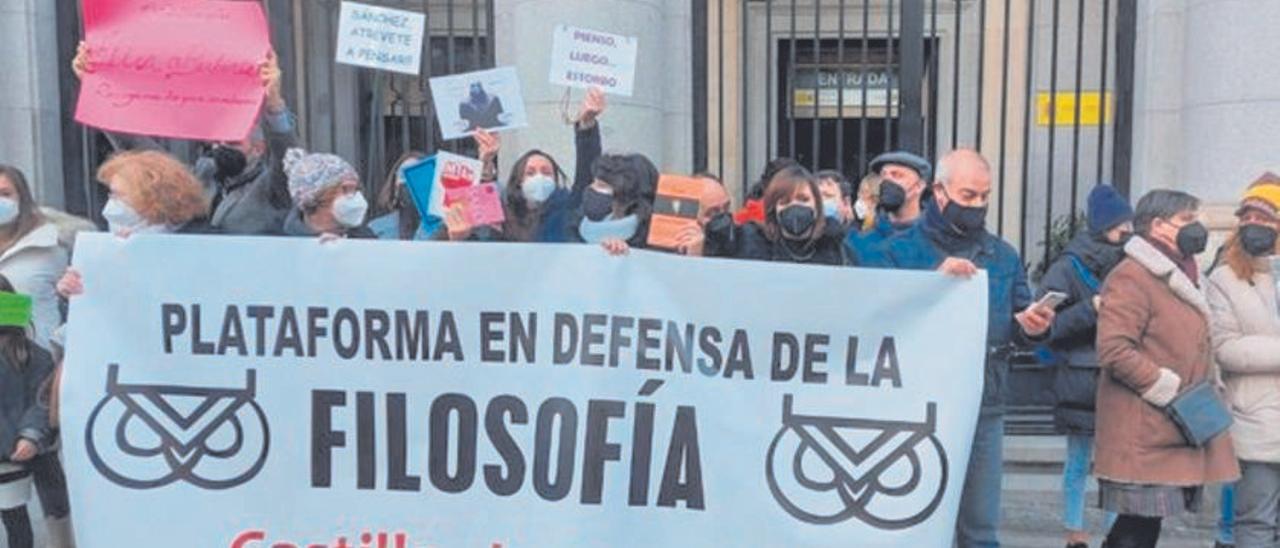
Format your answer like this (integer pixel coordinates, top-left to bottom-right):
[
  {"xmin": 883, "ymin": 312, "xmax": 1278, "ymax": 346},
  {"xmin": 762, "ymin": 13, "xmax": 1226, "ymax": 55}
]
[{"xmin": 1036, "ymin": 291, "xmax": 1069, "ymax": 310}]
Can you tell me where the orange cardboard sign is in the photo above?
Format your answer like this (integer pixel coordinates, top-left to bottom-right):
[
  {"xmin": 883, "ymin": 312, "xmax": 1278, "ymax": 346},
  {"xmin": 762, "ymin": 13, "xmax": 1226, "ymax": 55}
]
[{"xmin": 646, "ymin": 175, "xmax": 705, "ymax": 250}]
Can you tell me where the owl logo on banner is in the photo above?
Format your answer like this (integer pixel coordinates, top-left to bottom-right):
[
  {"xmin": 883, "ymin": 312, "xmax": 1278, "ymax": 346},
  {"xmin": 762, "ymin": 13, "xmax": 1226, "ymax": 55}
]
[
  {"xmin": 85, "ymin": 364, "xmax": 270, "ymax": 490},
  {"xmin": 765, "ymin": 395, "xmax": 949, "ymax": 529}
]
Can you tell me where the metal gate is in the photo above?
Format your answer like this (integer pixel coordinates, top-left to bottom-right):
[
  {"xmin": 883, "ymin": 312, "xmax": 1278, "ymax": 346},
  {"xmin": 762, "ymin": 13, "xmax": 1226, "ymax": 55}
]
[
  {"xmin": 694, "ymin": 0, "xmax": 1137, "ymax": 272},
  {"xmin": 54, "ymin": 0, "xmax": 495, "ymax": 223}
]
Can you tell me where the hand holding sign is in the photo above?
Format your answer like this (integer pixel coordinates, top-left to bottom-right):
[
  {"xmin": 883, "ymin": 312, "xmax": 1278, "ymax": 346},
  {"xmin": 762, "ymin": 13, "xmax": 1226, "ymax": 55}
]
[
  {"xmin": 262, "ymin": 51, "xmax": 285, "ymax": 112},
  {"xmin": 578, "ymin": 86, "xmax": 608, "ymax": 127},
  {"xmin": 473, "ymin": 128, "xmax": 501, "ymax": 179},
  {"xmin": 74, "ymin": 0, "xmax": 272, "ymax": 142},
  {"xmin": 675, "ymin": 225, "xmax": 706, "ymax": 257},
  {"xmin": 444, "ymin": 203, "xmax": 472, "ymax": 241}
]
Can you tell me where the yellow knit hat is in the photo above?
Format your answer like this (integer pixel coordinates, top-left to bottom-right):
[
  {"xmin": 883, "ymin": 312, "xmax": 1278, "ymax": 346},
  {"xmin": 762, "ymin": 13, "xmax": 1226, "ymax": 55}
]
[{"xmin": 1237, "ymin": 172, "xmax": 1280, "ymax": 219}]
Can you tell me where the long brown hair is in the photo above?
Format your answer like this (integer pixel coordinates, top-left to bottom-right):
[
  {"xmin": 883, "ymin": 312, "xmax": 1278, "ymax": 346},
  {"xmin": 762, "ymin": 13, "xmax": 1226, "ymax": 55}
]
[
  {"xmin": 0, "ymin": 276, "xmax": 31, "ymax": 371},
  {"xmin": 503, "ymin": 149, "xmax": 567, "ymax": 242},
  {"xmin": 0, "ymin": 165, "xmax": 48, "ymax": 252},
  {"xmin": 1222, "ymin": 227, "xmax": 1280, "ymax": 281},
  {"xmin": 375, "ymin": 151, "xmax": 427, "ymax": 239},
  {"xmin": 759, "ymin": 165, "xmax": 826, "ymax": 245}
]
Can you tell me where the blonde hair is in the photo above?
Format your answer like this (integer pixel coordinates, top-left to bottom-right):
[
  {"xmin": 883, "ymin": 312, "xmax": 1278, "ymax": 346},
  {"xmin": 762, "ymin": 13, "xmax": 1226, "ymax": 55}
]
[{"xmin": 97, "ymin": 151, "xmax": 208, "ymax": 226}]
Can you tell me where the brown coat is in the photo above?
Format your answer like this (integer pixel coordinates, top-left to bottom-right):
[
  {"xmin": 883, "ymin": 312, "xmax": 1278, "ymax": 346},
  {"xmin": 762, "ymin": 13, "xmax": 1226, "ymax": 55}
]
[{"xmin": 1094, "ymin": 236, "xmax": 1239, "ymax": 486}]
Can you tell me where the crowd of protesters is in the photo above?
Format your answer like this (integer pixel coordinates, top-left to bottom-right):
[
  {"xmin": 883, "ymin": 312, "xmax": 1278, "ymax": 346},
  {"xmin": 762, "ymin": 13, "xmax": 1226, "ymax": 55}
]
[{"xmin": 0, "ymin": 44, "xmax": 1273, "ymax": 548}]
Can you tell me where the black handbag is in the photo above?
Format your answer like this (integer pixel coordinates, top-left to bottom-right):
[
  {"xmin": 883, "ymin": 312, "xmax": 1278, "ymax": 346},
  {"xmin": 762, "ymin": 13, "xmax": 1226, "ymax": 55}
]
[{"xmin": 1165, "ymin": 381, "xmax": 1233, "ymax": 447}]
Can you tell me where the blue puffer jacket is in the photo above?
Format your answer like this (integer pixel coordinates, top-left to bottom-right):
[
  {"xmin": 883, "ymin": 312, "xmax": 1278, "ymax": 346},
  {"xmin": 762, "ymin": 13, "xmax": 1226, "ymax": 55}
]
[
  {"xmin": 864, "ymin": 205, "xmax": 1036, "ymax": 413},
  {"xmin": 847, "ymin": 212, "xmax": 915, "ymax": 265}
]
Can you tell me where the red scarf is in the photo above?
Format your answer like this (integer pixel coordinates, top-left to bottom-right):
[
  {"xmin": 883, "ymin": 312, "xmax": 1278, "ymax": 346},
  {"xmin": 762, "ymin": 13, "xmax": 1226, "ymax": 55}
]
[{"xmin": 734, "ymin": 199, "xmax": 766, "ymax": 226}]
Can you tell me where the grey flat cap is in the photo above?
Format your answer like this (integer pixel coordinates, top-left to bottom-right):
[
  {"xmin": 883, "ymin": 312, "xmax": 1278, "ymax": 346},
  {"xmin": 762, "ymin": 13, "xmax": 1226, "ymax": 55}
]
[{"xmin": 869, "ymin": 151, "xmax": 932, "ymax": 182}]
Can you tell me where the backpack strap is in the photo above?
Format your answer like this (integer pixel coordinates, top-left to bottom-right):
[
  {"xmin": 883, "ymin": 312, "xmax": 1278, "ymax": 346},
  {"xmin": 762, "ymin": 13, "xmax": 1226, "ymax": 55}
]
[{"xmin": 1067, "ymin": 254, "xmax": 1102, "ymax": 293}]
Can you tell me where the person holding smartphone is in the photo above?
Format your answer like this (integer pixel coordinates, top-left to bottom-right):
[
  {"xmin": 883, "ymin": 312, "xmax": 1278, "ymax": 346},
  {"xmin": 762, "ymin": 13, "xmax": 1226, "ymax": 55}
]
[
  {"xmin": 862, "ymin": 149, "xmax": 1055, "ymax": 547},
  {"xmin": 1037, "ymin": 184, "xmax": 1133, "ymax": 548}
]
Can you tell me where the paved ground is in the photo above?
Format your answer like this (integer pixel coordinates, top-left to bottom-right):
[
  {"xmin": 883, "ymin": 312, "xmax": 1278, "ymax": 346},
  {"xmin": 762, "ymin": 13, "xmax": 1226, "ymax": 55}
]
[
  {"xmin": 1001, "ymin": 436, "xmax": 1222, "ymax": 548},
  {"xmin": 2, "ymin": 437, "xmax": 1225, "ymax": 547}
]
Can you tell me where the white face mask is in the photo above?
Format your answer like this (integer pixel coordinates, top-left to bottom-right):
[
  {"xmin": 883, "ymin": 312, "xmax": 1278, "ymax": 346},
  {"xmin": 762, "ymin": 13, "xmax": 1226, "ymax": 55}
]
[
  {"xmin": 102, "ymin": 198, "xmax": 153, "ymax": 235},
  {"xmin": 0, "ymin": 198, "xmax": 19, "ymax": 226},
  {"xmin": 854, "ymin": 199, "xmax": 869, "ymax": 220},
  {"xmin": 521, "ymin": 174, "xmax": 556, "ymax": 203},
  {"xmin": 331, "ymin": 192, "xmax": 369, "ymax": 228}
]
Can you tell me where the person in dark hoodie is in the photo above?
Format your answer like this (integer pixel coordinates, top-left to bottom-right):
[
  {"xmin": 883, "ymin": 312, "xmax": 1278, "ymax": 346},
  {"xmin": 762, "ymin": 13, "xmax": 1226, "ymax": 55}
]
[
  {"xmin": 570, "ymin": 153, "xmax": 658, "ymax": 255},
  {"xmin": 0, "ymin": 279, "xmax": 54, "ymax": 548},
  {"xmin": 733, "ymin": 165, "xmax": 854, "ymax": 266},
  {"xmin": 1037, "ymin": 184, "xmax": 1132, "ymax": 548}
]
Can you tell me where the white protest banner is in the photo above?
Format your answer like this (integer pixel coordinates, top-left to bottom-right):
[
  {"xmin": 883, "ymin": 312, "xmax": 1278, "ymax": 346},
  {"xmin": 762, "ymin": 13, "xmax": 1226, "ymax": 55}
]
[
  {"xmin": 335, "ymin": 1, "xmax": 426, "ymax": 75},
  {"xmin": 548, "ymin": 24, "xmax": 639, "ymax": 97},
  {"xmin": 62, "ymin": 234, "xmax": 987, "ymax": 547},
  {"xmin": 430, "ymin": 66, "xmax": 529, "ymax": 140}
]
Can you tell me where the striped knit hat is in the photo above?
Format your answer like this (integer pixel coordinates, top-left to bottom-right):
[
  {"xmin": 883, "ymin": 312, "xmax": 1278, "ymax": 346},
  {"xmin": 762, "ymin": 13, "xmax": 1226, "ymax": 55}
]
[
  {"xmin": 1237, "ymin": 172, "xmax": 1280, "ymax": 220},
  {"xmin": 283, "ymin": 148, "xmax": 358, "ymax": 208}
]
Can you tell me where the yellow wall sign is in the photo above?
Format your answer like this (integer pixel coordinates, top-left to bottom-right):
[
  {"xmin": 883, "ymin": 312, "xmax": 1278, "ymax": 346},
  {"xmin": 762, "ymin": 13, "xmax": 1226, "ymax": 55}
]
[{"xmin": 1036, "ymin": 91, "xmax": 1112, "ymax": 126}]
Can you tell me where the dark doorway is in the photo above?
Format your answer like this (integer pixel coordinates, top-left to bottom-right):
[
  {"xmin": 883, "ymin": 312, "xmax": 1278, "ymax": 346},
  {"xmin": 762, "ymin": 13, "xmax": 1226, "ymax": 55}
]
[{"xmin": 776, "ymin": 38, "xmax": 933, "ymax": 182}]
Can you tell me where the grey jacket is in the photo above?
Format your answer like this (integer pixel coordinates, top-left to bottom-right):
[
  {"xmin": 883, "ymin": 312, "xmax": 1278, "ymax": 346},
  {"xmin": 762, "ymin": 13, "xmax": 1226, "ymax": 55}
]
[
  {"xmin": 0, "ymin": 344, "xmax": 54, "ymax": 462},
  {"xmin": 106, "ymin": 108, "xmax": 299, "ymax": 235}
]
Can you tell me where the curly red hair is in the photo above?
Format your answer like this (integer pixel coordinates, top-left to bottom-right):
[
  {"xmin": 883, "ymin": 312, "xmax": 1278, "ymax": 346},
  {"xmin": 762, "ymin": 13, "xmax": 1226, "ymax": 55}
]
[{"xmin": 97, "ymin": 150, "xmax": 209, "ymax": 226}]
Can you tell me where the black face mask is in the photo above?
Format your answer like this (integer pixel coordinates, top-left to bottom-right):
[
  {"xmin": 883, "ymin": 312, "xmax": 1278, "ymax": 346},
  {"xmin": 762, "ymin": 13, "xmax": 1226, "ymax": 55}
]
[
  {"xmin": 582, "ymin": 188, "xmax": 615, "ymax": 222},
  {"xmin": 704, "ymin": 212, "xmax": 735, "ymax": 246},
  {"xmin": 777, "ymin": 205, "xmax": 817, "ymax": 240},
  {"xmin": 1240, "ymin": 224, "xmax": 1278, "ymax": 257},
  {"xmin": 879, "ymin": 182, "xmax": 907, "ymax": 213},
  {"xmin": 210, "ymin": 145, "xmax": 248, "ymax": 183},
  {"xmin": 942, "ymin": 198, "xmax": 987, "ymax": 236},
  {"xmin": 1175, "ymin": 221, "xmax": 1209, "ymax": 257}
]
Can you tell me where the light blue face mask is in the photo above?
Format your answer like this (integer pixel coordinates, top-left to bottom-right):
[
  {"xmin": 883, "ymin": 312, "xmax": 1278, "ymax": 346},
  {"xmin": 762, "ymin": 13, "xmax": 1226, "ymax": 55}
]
[
  {"xmin": 823, "ymin": 200, "xmax": 840, "ymax": 220},
  {"xmin": 579, "ymin": 214, "xmax": 640, "ymax": 244}
]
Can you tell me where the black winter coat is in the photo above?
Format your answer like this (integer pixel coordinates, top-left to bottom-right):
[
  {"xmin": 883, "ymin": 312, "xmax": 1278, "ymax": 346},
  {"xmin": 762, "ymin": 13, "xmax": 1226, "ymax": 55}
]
[
  {"xmin": 732, "ymin": 222, "xmax": 855, "ymax": 266},
  {"xmin": 1037, "ymin": 232, "xmax": 1126, "ymax": 434}
]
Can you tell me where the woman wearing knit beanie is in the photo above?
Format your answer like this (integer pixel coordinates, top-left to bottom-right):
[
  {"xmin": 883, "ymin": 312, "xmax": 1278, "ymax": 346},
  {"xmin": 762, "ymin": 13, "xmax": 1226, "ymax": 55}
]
[
  {"xmin": 279, "ymin": 148, "xmax": 376, "ymax": 239},
  {"xmin": 1206, "ymin": 172, "xmax": 1280, "ymax": 547},
  {"xmin": 1038, "ymin": 184, "xmax": 1133, "ymax": 548}
]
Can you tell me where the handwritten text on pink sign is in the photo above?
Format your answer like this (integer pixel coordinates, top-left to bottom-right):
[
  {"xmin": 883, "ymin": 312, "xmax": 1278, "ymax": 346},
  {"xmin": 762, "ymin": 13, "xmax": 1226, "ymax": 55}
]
[{"xmin": 75, "ymin": 0, "xmax": 271, "ymax": 142}]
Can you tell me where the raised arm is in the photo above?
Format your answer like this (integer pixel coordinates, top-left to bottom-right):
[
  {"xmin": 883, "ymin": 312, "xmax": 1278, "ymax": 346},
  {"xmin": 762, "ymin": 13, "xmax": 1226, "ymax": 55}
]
[{"xmin": 570, "ymin": 87, "xmax": 606, "ymax": 209}]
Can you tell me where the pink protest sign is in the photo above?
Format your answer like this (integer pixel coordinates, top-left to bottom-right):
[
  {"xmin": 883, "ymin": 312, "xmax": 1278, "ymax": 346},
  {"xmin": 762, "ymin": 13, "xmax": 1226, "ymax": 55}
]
[
  {"xmin": 75, "ymin": 0, "xmax": 271, "ymax": 142},
  {"xmin": 450, "ymin": 183, "xmax": 506, "ymax": 227}
]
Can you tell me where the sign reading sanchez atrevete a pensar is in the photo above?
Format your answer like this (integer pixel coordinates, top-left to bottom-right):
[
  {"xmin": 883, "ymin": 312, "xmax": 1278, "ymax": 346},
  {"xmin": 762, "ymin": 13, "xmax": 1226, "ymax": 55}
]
[{"xmin": 61, "ymin": 235, "xmax": 986, "ymax": 547}]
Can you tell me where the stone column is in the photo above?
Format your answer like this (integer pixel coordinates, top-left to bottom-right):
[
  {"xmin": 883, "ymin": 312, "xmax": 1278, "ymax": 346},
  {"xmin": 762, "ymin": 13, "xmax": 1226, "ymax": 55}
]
[
  {"xmin": 1179, "ymin": 0, "xmax": 1280, "ymax": 226},
  {"xmin": 0, "ymin": 0, "xmax": 65, "ymax": 206},
  {"xmin": 494, "ymin": 0, "xmax": 693, "ymax": 182}
]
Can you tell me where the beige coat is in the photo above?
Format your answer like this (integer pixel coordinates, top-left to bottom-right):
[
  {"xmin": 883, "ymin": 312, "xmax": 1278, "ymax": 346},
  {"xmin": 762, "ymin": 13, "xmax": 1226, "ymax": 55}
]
[
  {"xmin": 1094, "ymin": 236, "xmax": 1239, "ymax": 485},
  {"xmin": 1206, "ymin": 256, "xmax": 1280, "ymax": 463}
]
